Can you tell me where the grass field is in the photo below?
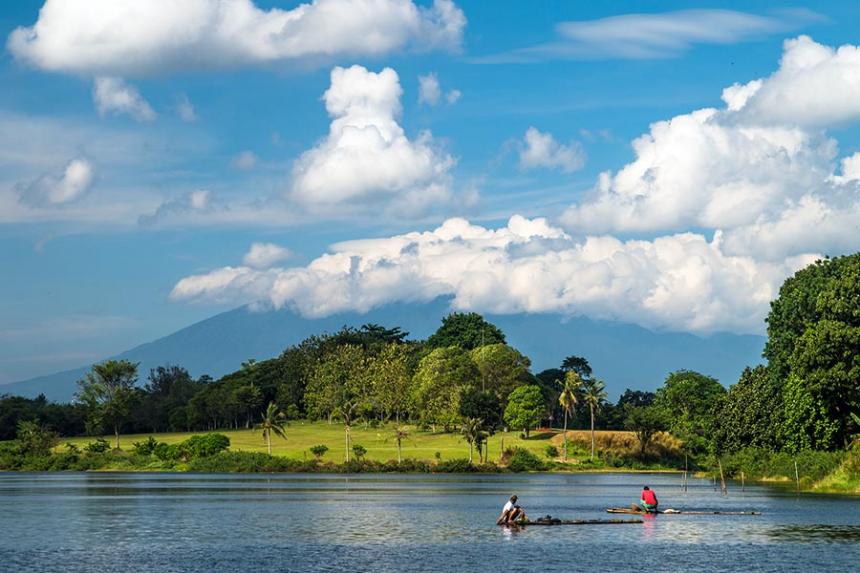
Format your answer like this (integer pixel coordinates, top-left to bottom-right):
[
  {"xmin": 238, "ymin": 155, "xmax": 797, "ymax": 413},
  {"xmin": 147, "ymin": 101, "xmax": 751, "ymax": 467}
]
[{"xmin": 59, "ymin": 423, "xmax": 650, "ymax": 465}]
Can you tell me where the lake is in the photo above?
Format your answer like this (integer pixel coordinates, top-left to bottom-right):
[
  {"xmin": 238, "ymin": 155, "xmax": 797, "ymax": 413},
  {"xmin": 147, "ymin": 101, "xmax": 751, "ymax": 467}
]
[{"xmin": 1, "ymin": 472, "xmax": 858, "ymax": 572}]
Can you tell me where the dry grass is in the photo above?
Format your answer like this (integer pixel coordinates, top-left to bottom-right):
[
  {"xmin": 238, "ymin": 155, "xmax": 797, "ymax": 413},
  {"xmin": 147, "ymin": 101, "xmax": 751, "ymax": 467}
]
[{"xmin": 551, "ymin": 429, "xmax": 682, "ymax": 459}]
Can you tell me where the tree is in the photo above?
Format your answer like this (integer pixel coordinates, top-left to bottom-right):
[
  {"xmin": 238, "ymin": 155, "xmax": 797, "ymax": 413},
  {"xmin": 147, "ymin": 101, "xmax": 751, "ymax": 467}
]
[
  {"xmin": 15, "ymin": 420, "xmax": 58, "ymax": 457},
  {"xmin": 583, "ymin": 380, "xmax": 608, "ymax": 460},
  {"xmin": 470, "ymin": 343, "xmax": 531, "ymax": 403},
  {"xmin": 334, "ymin": 401, "xmax": 359, "ymax": 462},
  {"xmin": 711, "ymin": 366, "xmax": 783, "ymax": 454},
  {"xmin": 366, "ymin": 343, "xmax": 416, "ymax": 422},
  {"xmin": 654, "ymin": 370, "xmax": 725, "ymax": 454},
  {"xmin": 459, "ymin": 388, "xmax": 502, "ymax": 430},
  {"xmin": 310, "ymin": 444, "xmax": 329, "ymax": 459},
  {"xmin": 504, "ymin": 385, "xmax": 546, "ymax": 438},
  {"xmin": 460, "ymin": 417, "xmax": 488, "ymax": 463},
  {"xmin": 304, "ymin": 345, "xmax": 367, "ymax": 422},
  {"xmin": 412, "ymin": 347, "xmax": 479, "ymax": 431},
  {"xmin": 76, "ymin": 360, "xmax": 140, "ymax": 449},
  {"xmin": 561, "ymin": 355, "xmax": 593, "ymax": 381},
  {"xmin": 426, "ymin": 312, "xmax": 506, "ymax": 350},
  {"xmin": 257, "ymin": 402, "xmax": 287, "ymax": 455},
  {"xmin": 624, "ymin": 406, "xmax": 666, "ymax": 457},
  {"xmin": 558, "ymin": 371, "xmax": 583, "ymax": 460},
  {"xmin": 388, "ymin": 426, "xmax": 410, "ymax": 463},
  {"xmin": 764, "ymin": 253, "xmax": 860, "ymax": 449}
]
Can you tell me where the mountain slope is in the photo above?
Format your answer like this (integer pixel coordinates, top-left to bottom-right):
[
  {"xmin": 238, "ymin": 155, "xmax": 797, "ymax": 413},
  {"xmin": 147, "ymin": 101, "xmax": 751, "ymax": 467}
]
[{"xmin": 1, "ymin": 299, "xmax": 765, "ymax": 402}]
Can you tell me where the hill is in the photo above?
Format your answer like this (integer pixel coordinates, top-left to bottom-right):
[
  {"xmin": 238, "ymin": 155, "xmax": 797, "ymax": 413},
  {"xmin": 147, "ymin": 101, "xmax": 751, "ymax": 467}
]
[{"xmin": 0, "ymin": 299, "xmax": 765, "ymax": 402}]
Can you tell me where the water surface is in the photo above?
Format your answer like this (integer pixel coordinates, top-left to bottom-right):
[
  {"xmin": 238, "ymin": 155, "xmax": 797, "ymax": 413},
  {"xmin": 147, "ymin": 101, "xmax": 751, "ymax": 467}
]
[{"xmin": 1, "ymin": 472, "xmax": 858, "ymax": 572}]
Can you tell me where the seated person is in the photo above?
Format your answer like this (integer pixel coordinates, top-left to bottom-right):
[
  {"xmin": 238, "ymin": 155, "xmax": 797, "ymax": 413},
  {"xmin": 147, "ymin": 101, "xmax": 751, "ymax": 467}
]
[
  {"xmin": 497, "ymin": 495, "xmax": 527, "ymax": 524},
  {"xmin": 633, "ymin": 486, "xmax": 659, "ymax": 513}
]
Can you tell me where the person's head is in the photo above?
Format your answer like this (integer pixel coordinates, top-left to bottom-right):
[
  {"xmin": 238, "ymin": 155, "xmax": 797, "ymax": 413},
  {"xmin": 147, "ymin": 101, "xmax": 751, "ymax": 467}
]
[
  {"xmin": 510, "ymin": 495, "xmax": 518, "ymax": 502},
  {"xmin": 643, "ymin": 486, "xmax": 650, "ymax": 491}
]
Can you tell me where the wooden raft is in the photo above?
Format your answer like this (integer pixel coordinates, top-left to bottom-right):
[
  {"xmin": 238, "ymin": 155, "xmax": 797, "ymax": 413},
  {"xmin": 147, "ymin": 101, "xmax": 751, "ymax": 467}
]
[
  {"xmin": 606, "ymin": 507, "xmax": 761, "ymax": 516},
  {"xmin": 503, "ymin": 518, "xmax": 643, "ymax": 526}
]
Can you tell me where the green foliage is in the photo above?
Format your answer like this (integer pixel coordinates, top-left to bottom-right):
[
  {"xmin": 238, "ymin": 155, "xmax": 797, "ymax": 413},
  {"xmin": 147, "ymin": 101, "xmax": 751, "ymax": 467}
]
[
  {"xmin": 84, "ymin": 438, "xmax": 111, "ymax": 453},
  {"xmin": 711, "ymin": 366, "xmax": 783, "ymax": 454},
  {"xmin": 544, "ymin": 445, "xmax": 559, "ymax": 458},
  {"xmin": 718, "ymin": 447, "xmax": 844, "ymax": 482},
  {"xmin": 76, "ymin": 359, "xmax": 140, "ymax": 447},
  {"xmin": 433, "ymin": 458, "xmax": 475, "ymax": 472},
  {"xmin": 561, "ymin": 356, "xmax": 593, "ymax": 380},
  {"xmin": 624, "ymin": 406, "xmax": 667, "ymax": 457},
  {"xmin": 131, "ymin": 436, "xmax": 160, "ymax": 456},
  {"xmin": 458, "ymin": 388, "xmax": 501, "ymax": 429},
  {"xmin": 505, "ymin": 446, "xmax": 547, "ymax": 472},
  {"xmin": 179, "ymin": 433, "xmax": 230, "ymax": 458},
  {"xmin": 654, "ymin": 370, "xmax": 725, "ymax": 454},
  {"xmin": 469, "ymin": 343, "xmax": 530, "ymax": 403},
  {"xmin": 309, "ymin": 444, "xmax": 329, "ymax": 459},
  {"xmin": 304, "ymin": 344, "xmax": 367, "ymax": 421},
  {"xmin": 765, "ymin": 253, "xmax": 860, "ymax": 449},
  {"xmin": 426, "ymin": 312, "xmax": 505, "ymax": 350},
  {"xmin": 15, "ymin": 420, "xmax": 59, "ymax": 457},
  {"xmin": 503, "ymin": 384, "xmax": 545, "ymax": 438},
  {"xmin": 351, "ymin": 444, "xmax": 367, "ymax": 460},
  {"xmin": 413, "ymin": 347, "xmax": 479, "ymax": 429}
]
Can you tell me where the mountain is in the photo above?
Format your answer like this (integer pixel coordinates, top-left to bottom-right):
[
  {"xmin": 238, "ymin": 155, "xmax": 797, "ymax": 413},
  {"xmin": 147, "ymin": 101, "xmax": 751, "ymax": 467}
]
[{"xmin": 0, "ymin": 299, "xmax": 765, "ymax": 402}]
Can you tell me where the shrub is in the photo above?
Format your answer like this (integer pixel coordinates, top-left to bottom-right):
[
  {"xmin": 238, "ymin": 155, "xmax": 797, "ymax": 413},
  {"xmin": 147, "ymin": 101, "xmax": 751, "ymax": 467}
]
[
  {"xmin": 434, "ymin": 458, "xmax": 475, "ymax": 472},
  {"xmin": 179, "ymin": 434, "xmax": 230, "ymax": 458},
  {"xmin": 84, "ymin": 438, "xmax": 111, "ymax": 453},
  {"xmin": 131, "ymin": 436, "xmax": 160, "ymax": 456},
  {"xmin": 504, "ymin": 447, "xmax": 547, "ymax": 472},
  {"xmin": 352, "ymin": 444, "xmax": 367, "ymax": 461},
  {"xmin": 310, "ymin": 444, "xmax": 329, "ymax": 459},
  {"xmin": 544, "ymin": 445, "xmax": 559, "ymax": 459}
]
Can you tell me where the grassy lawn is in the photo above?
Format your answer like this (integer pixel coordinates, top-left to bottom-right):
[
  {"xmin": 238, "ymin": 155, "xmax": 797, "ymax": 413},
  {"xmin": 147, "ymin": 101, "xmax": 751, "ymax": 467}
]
[{"xmin": 59, "ymin": 422, "xmax": 624, "ymax": 464}]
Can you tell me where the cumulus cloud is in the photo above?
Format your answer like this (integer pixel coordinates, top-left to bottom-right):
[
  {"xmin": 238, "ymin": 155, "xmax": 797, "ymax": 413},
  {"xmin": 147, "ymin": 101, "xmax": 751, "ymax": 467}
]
[
  {"xmin": 242, "ymin": 242, "xmax": 292, "ymax": 269},
  {"xmin": 8, "ymin": 0, "xmax": 466, "ymax": 77},
  {"xmin": 290, "ymin": 65, "xmax": 456, "ymax": 214},
  {"xmin": 418, "ymin": 72, "xmax": 460, "ymax": 105},
  {"xmin": 231, "ymin": 151, "xmax": 259, "ymax": 171},
  {"xmin": 519, "ymin": 128, "xmax": 586, "ymax": 173},
  {"xmin": 17, "ymin": 158, "xmax": 95, "ymax": 207},
  {"xmin": 561, "ymin": 36, "xmax": 860, "ymax": 261},
  {"xmin": 138, "ymin": 190, "xmax": 211, "ymax": 225},
  {"xmin": 93, "ymin": 77, "xmax": 156, "ymax": 122},
  {"xmin": 172, "ymin": 215, "xmax": 816, "ymax": 334}
]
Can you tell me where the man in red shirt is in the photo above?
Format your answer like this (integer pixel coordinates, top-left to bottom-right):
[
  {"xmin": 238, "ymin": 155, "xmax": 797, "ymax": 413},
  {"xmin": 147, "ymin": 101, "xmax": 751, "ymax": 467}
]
[{"xmin": 638, "ymin": 486, "xmax": 659, "ymax": 513}]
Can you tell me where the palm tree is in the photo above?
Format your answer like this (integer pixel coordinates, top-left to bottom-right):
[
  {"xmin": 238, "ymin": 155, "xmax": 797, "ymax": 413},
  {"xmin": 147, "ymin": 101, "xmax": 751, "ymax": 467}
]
[
  {"xmin": 257, "ymin": 402, "xmax": 287, "ymax": 455},
  {"xmin": 387, "ymin": 426, "xmax": 411, "ymax": 463},
  {"xmin": 583, "ymin": 380, "xmax": 608, "ymax": 460},
  {"xmin": 558, "ymin": 371, "xmax": 583, "ymax": 460},
  {"xmin": 460, "ymin": 417, "xmax": 486, "ymax": 463}
]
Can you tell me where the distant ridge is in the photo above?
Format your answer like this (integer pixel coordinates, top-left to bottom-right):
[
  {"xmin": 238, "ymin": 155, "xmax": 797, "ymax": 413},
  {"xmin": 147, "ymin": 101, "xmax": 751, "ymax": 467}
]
[{"xmin": 1, "ymin": 299, "xmax": 765, "ymax": 402}]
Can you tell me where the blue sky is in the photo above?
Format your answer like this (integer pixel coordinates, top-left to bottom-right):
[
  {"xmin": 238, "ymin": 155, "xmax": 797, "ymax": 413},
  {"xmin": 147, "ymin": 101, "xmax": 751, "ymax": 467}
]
[{"xmin": 3, "ymin": 0, "xmax": 860, "ymax": 384}]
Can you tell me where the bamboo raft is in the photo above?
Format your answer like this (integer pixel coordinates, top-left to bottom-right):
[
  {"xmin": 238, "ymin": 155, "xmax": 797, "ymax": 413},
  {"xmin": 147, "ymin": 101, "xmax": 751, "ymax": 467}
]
[
  {"xmin": 606, "ymin": 507, "xmax": 761, "ymax": 516},
  {"xmin": 502, "ymin": 517, "xmax": 643, "ymax": 526}
]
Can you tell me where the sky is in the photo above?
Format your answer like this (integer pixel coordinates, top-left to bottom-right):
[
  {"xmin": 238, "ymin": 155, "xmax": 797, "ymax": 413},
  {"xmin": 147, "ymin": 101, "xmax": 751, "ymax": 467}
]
[{"xmin": 3, "ymin": 0, "xmax": 860, "ymax": 384}]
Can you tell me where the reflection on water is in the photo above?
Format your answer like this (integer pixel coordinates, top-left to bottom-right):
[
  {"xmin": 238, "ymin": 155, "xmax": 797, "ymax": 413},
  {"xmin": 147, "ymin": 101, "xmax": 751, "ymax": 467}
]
[{"xmin": 0, "ymin": 472, "xmax": 858, "ymax": 572}]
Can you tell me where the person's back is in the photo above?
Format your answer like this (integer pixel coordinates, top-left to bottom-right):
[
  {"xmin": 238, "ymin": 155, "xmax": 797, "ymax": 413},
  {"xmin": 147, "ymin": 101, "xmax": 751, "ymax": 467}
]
[{"xmin": 640, "ymin": 486, "xmax": 658, "ymax": 512}]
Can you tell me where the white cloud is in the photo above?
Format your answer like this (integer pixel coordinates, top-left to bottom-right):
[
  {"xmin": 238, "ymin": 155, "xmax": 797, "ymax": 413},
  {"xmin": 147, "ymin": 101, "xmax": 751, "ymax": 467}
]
[
  {"xmin": 8, "ymin": 0, "xmax": 466, "ymax": 77},
  {"xmin": 476, "ymin": 8, "xmax": 817, "ymax": 62},
  {"xmin": 418, "ymin": 72, "xmax": 460, "ymax": 105},
  {"xmin": 17, "ymin": 158, "xmax": 95, "ymax": 206},
  {"xmin": 290, "ymin": 65, "xmax": 456, "ymax": 215},
  {"xmin": 231, "ymin": 151, "xmax": 259, "ymax": 171},
  {"xmin": 242, "ymin": 242, "xmax": 292, "ymax": 269},
  {"xmin": 519, "ymin": 128, "xmax": 585, "ymax": 173},
  {"xmin": 176, "ymin": 93, "xmax": 197, "ymax": 122},
  {"xmin": 93, "ymin": 77, "xmax": 156, "ymax": 122},
  {"xmin": 561, "ymin": 36, "xmax": 860, "ymax": 261},
  {"xmin": 418, "ymin": 73, "xmax": 442, "ymax": 105},
  {"xmin": 171, "ymin": 215, "xmax": 816, "ymax": 334},
  {"xmin": 138, "ymin": 190, "xmax": 211, "ymax": 225}
]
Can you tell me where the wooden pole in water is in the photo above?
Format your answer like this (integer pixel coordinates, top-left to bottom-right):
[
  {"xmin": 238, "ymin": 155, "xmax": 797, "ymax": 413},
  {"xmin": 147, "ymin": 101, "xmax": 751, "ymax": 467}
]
[
  {"xmin": 500, "ymin": 437, "xmax": 504, "ymax": 462},
  {"xmin": 684, "ymin": 452, "xmax": 688, "ymax": 493},
  {"xmin": 741, "ymin": 471, "xmax": 745, "ymax": 492},
  {"xmin": 718, "ymin": 459, "xmax": 728, "ymax": 496}
]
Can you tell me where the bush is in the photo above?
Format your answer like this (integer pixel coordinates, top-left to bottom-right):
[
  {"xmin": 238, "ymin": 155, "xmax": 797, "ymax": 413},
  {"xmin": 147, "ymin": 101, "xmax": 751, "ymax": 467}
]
[
  {"xmin": 310, "ymin": 444, "xmax": 329, "ymax": 459},
  {"xmin": 179, "ymin": 434, "xmax": 230, "ymax": 458},
  {"xmin": 544, "ymin": 445, "xmax": 559, "ymax": 459},
  {"xmin": 352, "ymin": 444, "xmax": 367, "ymax": 460},
  {"xmin": 434, "ymin": 458, "xmax": 475, "ymax": 472},
  {"xmin": 84, "ymin": 438, "xmax": 111, "ymax": 453},
  {"xmin": 131, "ymin": 436, "xmax": 160, "ymax": 456},
  {"xmin": 504, "ymin": 447, "xmax": 547, "ymax": 472}
]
